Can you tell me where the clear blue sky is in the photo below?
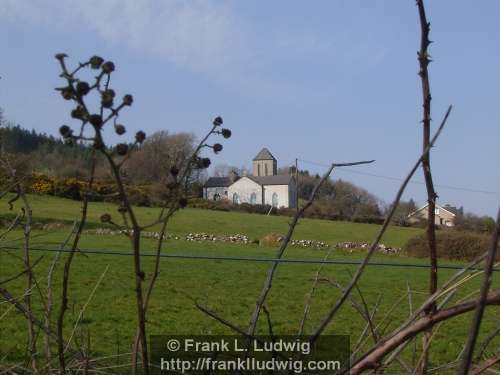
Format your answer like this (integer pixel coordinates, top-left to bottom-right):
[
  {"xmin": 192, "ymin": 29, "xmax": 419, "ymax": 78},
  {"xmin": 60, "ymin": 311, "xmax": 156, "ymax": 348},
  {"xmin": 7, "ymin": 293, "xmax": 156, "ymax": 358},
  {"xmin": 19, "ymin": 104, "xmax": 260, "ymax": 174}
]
[{"xmin": 1, "ymin": 1, "xmax": 499, "ymax": 216}]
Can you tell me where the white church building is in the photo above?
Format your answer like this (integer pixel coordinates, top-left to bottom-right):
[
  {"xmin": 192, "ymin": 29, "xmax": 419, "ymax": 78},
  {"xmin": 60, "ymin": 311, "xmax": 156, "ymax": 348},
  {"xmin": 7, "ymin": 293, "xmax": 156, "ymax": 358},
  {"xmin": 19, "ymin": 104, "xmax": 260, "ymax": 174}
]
[{"xmin": 203, "ymin": 148, "xmax": 297, "ymax": 208}]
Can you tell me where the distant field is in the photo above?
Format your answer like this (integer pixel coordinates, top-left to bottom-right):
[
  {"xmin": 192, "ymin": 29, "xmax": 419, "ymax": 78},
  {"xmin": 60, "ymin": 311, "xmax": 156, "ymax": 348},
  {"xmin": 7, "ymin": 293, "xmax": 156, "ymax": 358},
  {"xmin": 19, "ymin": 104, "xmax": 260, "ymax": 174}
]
[
  {"xmin": 0, "ymin": 194, "xmax": 421, "ymax": 247},
  {"xmin": 1, "ymin": 194, "xmax": 498, "ymax": 373}
]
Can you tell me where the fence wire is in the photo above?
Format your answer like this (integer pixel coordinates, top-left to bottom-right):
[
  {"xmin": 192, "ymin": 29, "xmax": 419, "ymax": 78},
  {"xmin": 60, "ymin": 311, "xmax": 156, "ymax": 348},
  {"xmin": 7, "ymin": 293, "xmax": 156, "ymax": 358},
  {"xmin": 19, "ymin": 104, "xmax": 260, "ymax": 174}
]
[{"xmin": 1, "ymin": 245, "xmax": 498, "ymax": 272}]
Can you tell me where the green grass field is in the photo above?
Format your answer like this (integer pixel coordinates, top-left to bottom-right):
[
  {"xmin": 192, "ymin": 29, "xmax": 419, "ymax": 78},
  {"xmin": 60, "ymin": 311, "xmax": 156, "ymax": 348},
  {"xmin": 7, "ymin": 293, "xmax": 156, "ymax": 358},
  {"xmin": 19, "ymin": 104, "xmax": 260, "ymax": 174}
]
[
  {"xmin": 0, "ymin": 194, "xmax": 420, "ymax": 247},
  {"xmin": 1, "ymin": 194, "xmax": 499, "ymax": 373}
]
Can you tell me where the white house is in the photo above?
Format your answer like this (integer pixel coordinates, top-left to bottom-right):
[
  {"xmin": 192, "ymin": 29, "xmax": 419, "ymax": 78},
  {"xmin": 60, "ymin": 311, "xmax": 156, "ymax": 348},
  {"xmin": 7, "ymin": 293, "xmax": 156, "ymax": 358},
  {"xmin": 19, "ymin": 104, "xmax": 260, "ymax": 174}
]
[
  {"xmin": 203, "ymin": 148, "xmax": 297, "ymax": 208},
  {"xmin": 408, "ymin": 203, "xmax": 458, "ymax": 227}
]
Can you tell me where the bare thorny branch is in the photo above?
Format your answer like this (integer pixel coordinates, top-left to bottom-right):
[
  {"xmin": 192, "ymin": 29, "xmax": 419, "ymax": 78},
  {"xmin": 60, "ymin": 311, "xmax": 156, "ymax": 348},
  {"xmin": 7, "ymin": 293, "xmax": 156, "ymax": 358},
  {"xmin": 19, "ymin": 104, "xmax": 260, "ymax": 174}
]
[{"xmin": 415, "ymin": 0, "xmax": 440, "ymax": 372}]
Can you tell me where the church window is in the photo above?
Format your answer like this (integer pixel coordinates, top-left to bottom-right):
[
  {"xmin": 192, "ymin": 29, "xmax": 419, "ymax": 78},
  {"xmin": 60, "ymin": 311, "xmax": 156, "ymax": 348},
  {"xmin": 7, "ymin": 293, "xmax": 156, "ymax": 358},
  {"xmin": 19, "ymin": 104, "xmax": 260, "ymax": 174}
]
[
  {"xmin": 272, "ymin": 192, "xmax": 278, "ymax": 207},
  {"xmin": 258, "ymin": 164, "xmax": 261, "ymax": 176},
  {"xmin": 250, "ymin": 192, "xmax": 257, "ymax": 204},
  {"xmin": 233, "ymin": 193, "xmax": 240, "ymax": 204},
  {"xmin": 265, "ymin": 164, "xmax": 268, "ymax": 176}
]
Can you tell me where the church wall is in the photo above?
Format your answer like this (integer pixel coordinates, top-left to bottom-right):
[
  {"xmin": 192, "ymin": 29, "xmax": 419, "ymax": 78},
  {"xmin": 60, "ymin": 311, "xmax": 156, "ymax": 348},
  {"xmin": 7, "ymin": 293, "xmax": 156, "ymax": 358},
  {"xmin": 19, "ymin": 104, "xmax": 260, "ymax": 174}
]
[
  {"xmin": 263, "ymin": 184, "xmax": 290, "ymax": 208},
  {"xmin": 227, "ymin": 177, "xmax": 263, "ymax": 204}
]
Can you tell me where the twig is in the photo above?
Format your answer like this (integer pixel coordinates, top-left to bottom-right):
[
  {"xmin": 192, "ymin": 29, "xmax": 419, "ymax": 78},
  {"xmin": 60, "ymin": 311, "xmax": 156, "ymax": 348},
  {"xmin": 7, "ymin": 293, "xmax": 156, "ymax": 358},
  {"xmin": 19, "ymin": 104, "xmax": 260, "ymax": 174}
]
[
  {"xmin": 45, "ymin": 221, "xmax": 78, "ymax": 373},
  {"xmin": 459, "ymin": 207, "xmax": 500, "ymax": 374},
  {"xmin": 0, "ymin": 210, "xmax": 24, "ymax": 240},
  {"xmin": 476, "ymin": 327, "xmax": 500, "ymax": 361},
  {"xmin": 471, "ymin": 353, "xmax": 500, "ymax": 375},
  {"xmin": 348, "ymin": 291, "xmax": 500, "ymax": 374},
  {"xmin": 0, "ymin": 286, "xmax": 60, "ymax": 344},
  {"xmin": 297, "ymin": 247, "xmax": 334, "ymax": 336},
  {"xmin": 407, "ymin": 281, "xmax": 417, "ymax": 369},
  {"xmin": 64, "ymin": 265, "xmax": 109, "ymax": 353},
  {"xmin": 56, "ymin": 155, "xmax": 97, "ymax": 373},
  {"xmin": 195, "ymin": 302, "xmax": 289, "ymax": 362},
  {"xmin": 0, "ymin": 256, "xmax": 44, "ymax": 286},
  {"xmin": 351, "ymin": 295, "xmax": 383, "ymax": 362},
  {"xmin": 1, "ymin": 156, "xmax": 38, "ymax": 373}
]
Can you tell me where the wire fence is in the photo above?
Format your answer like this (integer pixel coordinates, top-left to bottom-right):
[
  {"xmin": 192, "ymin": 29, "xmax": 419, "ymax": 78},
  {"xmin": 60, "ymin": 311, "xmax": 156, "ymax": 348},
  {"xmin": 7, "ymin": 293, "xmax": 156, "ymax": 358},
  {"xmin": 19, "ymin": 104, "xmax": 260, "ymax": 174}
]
[{"xmin": 1, "ymin": 245, "xmax": 498, "ymax": 272}]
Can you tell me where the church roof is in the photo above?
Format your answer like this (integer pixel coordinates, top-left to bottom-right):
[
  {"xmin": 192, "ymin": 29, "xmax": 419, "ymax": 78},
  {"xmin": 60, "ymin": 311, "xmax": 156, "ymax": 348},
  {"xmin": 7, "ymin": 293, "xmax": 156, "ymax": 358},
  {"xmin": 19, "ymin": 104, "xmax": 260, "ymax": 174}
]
[
  {"xmin": 253, "ymin": 148, "xmax": 276, "ymax": 161},
  {"xmin": 203, "ymin": 177, "xmax": 233, "ymax": 188},
  {"xmin": 248, "ymin": 175, "xmax": 294, "ymax": 186}
]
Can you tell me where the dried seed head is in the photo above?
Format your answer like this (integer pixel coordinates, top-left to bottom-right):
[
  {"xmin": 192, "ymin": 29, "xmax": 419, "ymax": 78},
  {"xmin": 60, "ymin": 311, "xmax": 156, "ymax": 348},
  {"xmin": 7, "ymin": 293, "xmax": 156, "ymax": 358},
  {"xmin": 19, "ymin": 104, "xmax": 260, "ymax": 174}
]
[
  {"xmin": 114, "ymin": 124, "xmax": 126, "ymax": 135},
  {"xmin": 135, "ymin": 131, "xmax": 146, "ymax": 144},
  {"xmin": 102, "ymin": 61, "xmax": 115, "ymax": 74},
  {"xmin": 179, "ymin": 197, "xmax": 188, "ymax": 208},
  {"xmin": 101, "ymin": 89, "xmax": 115, "ymax": 108},
  {"xmin": 213, "ymin": 143, "xmax": 223, "ymax": 154},
  {"xmin": 88, "ymin": 114, "xmax": 103, "ymax": 128},
  {"xmin": 71, "ymin": 106, "xmax": 86, "ymax": 120},
  {"xmin": 221, "ymin": 128, "xmax": 231, "ymax": 139},
  {"xmin": 75, "ymin": 81, "xmax": 90, "ymax": 96},
  {"xmin": 100, "ymin": 213, "xmax": 112, "ymax": 223},
  {"xmin": 89, "ymin": 55, "xmax": 104, "ymax": 69},
  {"xmin": 61, "ymin": 86, "xmax": 74, "ymax": 100},
  {"xmin": 170, "ymin": 166, "xmax": 179, "ymax": 177},
  {"xmin": 115, "ymin": 143, "xmax": 129, "ymax": 156},
  {"xmin": 199, "ymin": 157, "xmax": 211, "ymax": 169},
  {"xmin": 122, "ymin": 94, "xmax": 133, "ymax": 106},
  {"xmin": 59, "ymin": 125, "xmax": 72, "ymax": 137},
  {"xmin": 213, "ymin": 116, "xmax": 223, "ymax": 126},
  {"xmin": 55, "ymin": 53, "xmax": 68, "ymax": 61}
]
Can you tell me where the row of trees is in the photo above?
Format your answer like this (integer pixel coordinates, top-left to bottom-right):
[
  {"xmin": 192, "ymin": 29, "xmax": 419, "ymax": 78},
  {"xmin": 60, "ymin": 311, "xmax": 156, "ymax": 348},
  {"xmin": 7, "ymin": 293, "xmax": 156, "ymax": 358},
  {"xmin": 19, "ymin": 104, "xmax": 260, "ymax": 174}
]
[{"xmin": 1, "ymin": 115, "xmax": 495, "ymax": 231}]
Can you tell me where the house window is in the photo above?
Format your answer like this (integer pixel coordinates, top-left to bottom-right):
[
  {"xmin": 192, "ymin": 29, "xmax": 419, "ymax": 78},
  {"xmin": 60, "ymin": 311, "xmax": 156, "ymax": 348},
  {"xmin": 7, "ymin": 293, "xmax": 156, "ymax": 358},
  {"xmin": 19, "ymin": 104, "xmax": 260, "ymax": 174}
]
[
  {"xmin": 233, "ymin": 193, "xmax": 240, "ymax": 204},
  {"xmin": 250, "ymin": 192, "xmax": 257, "ymax": 204},
  {"xmin": 272, "ymin": 192, "xmax": 278, "ymax": 207}
]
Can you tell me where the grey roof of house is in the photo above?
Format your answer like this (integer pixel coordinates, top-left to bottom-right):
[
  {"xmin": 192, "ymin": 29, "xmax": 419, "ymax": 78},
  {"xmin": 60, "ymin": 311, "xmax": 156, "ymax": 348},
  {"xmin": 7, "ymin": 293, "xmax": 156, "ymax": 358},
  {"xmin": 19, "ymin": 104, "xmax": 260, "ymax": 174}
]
[
  {"xmin": 253, "ymin": 148, "xmax": 276, "ymax": 161},
  {"xmin": 443, "ymin": 205, "xmax": 458, "ymax": 215},
  {"xmin": 408, "ymin": 203, "xmax": 457, "ymax": 217},
  {"xmin": 248, "ymin": 175, "xmax": 294, "ymax": 186},
  {"xmin": 203, "ymin": 177, "xmax": 232, "ymax": 188}
]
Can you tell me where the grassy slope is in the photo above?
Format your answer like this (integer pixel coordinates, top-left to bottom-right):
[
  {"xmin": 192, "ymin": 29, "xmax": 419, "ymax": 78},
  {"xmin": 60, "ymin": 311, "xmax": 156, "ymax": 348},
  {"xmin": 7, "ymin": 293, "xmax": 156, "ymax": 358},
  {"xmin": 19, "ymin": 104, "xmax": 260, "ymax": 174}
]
[
  {"xmin": 0, "ymin": 194, "xmax": 420, "ymax": 247},
  {"xmin": 1, "ymin": 194, "xmax": 498, "ymax": 373}
]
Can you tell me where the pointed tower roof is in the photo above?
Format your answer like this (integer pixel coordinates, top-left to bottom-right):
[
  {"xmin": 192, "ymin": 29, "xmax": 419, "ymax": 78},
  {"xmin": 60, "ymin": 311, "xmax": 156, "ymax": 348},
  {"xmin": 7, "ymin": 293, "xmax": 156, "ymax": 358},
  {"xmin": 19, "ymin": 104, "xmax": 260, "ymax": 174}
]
[{"xmin": 253, "ymin": 148, "xmax": 276, "ymax": 161}]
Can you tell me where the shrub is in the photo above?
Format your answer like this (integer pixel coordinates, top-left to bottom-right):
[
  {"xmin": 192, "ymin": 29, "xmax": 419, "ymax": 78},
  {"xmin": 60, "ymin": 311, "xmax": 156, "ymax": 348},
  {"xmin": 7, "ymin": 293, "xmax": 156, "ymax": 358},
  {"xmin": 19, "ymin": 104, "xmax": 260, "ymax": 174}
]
[
  {"xmin": 404, "ymin": 230, "xmax": 498, "ymax": 261},
  {"xmin": 260, "ymin": 233, "xmax": 283, "ymax": 247},
  {"xmin": 30, "ymin": 174, "xmax": 54, "ymax": 194}
]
